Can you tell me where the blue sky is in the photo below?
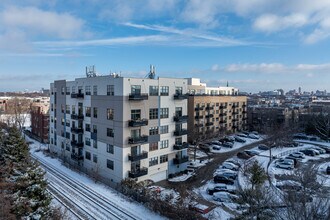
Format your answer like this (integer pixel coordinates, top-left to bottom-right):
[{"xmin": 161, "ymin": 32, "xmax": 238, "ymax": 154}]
[{"xmin": 1, "ymin": 0, "xmax": 330, "ymax": 93}]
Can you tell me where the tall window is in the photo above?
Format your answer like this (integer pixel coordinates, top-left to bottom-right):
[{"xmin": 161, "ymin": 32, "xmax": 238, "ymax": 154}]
[
  {"xmin": 66, "ymin": 105, "xmax": 70, "ymax": 114},
  {"xmin": 160, "ymin": 155, "xmax": 168, "ymax": 163},
  {"xmin": 93, "ymin": 107, "xmax": 98, "ymax": 118},
  {"xmin": 107, "ymin": 108, "xmax": 114, "ymax": 120},
  {"xmin": 149, "ymin": 108, "xmax": 158, "ymax": 119},
  {"xmin": 85, "ymin": 137, "xmax": 91, "ymax": 146},
  {"xmin": 85, "ymin": 151, "xmax": 91, "ymax": 160},
  {"xmin": 149, "ymin": 127, "xmax": 158, "ymax": 135},
  {"xmin": 92, "ymin": 125, "xmax": 97, "ymax": 133},
  {"xmin": 93, "ymin": 140, "xmax": 97, "ymax": 149},
  {"xmin": 107, "ymin": 159, "xmax": 114, "ymax": 170},
  {"xmin": 85, "ymin": 123, "xmax": 91, "ymax": 132},
  {"xmin": 131, "ymin": 109, "xmax": 141, "ymax": 120},
  {"xmin": 131, "ymin": 85, "xmax": 141, "ymax": 94},
  {"xmin": 72, "ymin": 105, "xmax": 76, "ymax": 114},
  {"xmin": 149, "ymin": 142, "xmax": 158, "ymax": 151},
  {"xmin": 107, "ymin": 85, "xmax": 114, "ymax": 96},
  {"xmin": 149, "ymin": 157, "xmax": 158, "ymax": 166},
  {"xmin": 149, "ymin": 86, "xmax": 158, "ymax": 96},
  {"xmin": 107, "ymin": 128, "xmax": 114, "ymax": 137},
  {"xmin": 175, "ymin": 87, "xmax": 183, "ymax": 95},
  {"xmin": 66, "ymin": 86, "xmax": 70, "ymax": 95},
  {"xmin": 93, "ymin": 85, "xmax": 97, "ymax": 95},
  {"xmin": 160, "ymin": 108, "xmax": 169, "ymax": 119},
  {"xmin": 72, "ymin": 86, "xmax": 76, "ymax": 94},
  {"xmin": 93, "ymin": 154, "xmax": 97, "ymax": 163},
  {"xmin": 159, "ymin": 125, "xmax": 169, "ymax": 134},
  {"xmin": 160, "ymin": 140, "xmax": 169, "ymax": 149},
  {"xmin": 85, "ymin": 107, "xmax": 91, "ymax": 117},
  {"xmin": 160, "ymin": 86, "xmax": 169, "ymax": 96},
  {"xmin": 85, "ymin": 86, "xmax": 91, "ymax": 95},
  {"xmin": 107, "ymin": 144, "xmax": 114, "ymax": 154}
]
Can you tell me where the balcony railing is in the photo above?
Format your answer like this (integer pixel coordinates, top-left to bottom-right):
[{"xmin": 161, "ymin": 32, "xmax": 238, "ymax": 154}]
[
  {"xmin": 173, "ymin": 156, "xmax": 189, "ymax": 164},
  {"xmin": 219, "ymin": 113, "xmax": 227, "ymax": 117},
  {"xmin": 129, "ymin": 93, "xmax": 148, "ymax": 101},
  {"xmin": 220, "ymin": 106, "xmax": 227, "ymax": 109},
  {"xmin": 71, "ymin": 153, "xmax": 84, "ymax": 161},
  {"xmin": 128, "ymin": 119, "xmax": 148, "ymax": 127},
  {"xmin": 205, "ymin": 106, "xmax": 214, "ymax": 110},
  {"xmin": 128, "ymin": 151, "xmax": 148, "ymax": 162},
  {"xmin": 195, "ymin": 106, "xmax": 204, "ymax": 111},
  {"xmin": 174, "ymin": 129, "xmax": 188, "ymax": 136},
  {"xmin": 195, "ymin": 115, "xmax": 203, "ymax": 119},
  {"xmin": 128, "ymin": 167, "xmax": 148, "ymax": 178},
  {"xmin": 220, "ymin": 120, "xmax": 227, "ymax": 124},
  {"xmin": 71, "ymin": 113, "xmax": 84, "ymax": 120},
  {"xmin": 173, "ymin": 115, "xmax": 188, "ymax": 123},
  {"xmin": 174, "ymin": 93, "xmax": 188, "ymax": 100},
  {"xmin": 173, "ymin": 142, "xmax": 189, "ymax": 150},
  {"xmin": 232, "ymin": 118, "xmax": 239, "ymax": 122},
  {"xmin": 205, "ymin": 114, "xmax": 214, "ymax": 118},
  {"xmin": 206, "ymin": 122, "xmax": 214, "ymax": 126},
  {"xmin": 71, "ymin": 127, "xmax": 83, "ymax": 134},
  {"xmin": 71, "ymin": 93, "xmax": 84, "ymax": 99},
  {"xmin": 128, "ymin": 135, "xmax": 149, "ymax": 144},
  {"xmin": 71, "ymin": 140, "xmax": 84, "ymax": 148},
  {"xmin": 194, "ymin": 124, "xmax": 203, "ymax": 127}
]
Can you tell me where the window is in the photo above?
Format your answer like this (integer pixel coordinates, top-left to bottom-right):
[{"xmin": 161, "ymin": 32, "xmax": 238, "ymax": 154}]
[
  {"xmin": 66, "ymin": 105, "xmax": 70, "ymax": 114},
  {"xmin": 93, "ymin": 107, "xmax": 98, "ymax": 118},
  {"xmin": 61, "ymin": 118, "xmax": 65, "ymax": 125},
  {"xmin": 93, "ymin": 125, "xmax": 97, "ymax": 133},
  {"xmin": 107, "ymin": 128, "xmax": 114, "ymax": 137},
  {"xmin": 131, "ymin": 109, "xmax": 141, "ymax": 120},
  {"xmin": 66, "ymin": 120, "xmax": 70, "ymax": 127},
  {"xmin": 160, "ymin": 140, "xmax": 169, "ymax": 149},
  {"xmin": 107, "ymin": 144, "xmax": 114, "ymax": 154},
  {"xmin": 107, "ymin": 85, "xmax": 114, "ymax": 96},
  {"xmin": 65, "ymin": 143, "xmax": 70, "ymax": 151},
  {"xmin": 61, "ymin": 104, "xmax": 65, "ymax": 113},
  {"xmin": 66, "ymin": 86, "xmax": 70, "ymax": 95},
  {"xmin": 131, "ymin": 85, "xmax": 141, "ymax": 94},
  {"xmin": 149, "ymin": 108, "xmax": 158, "ymax": 120},
  {"xmin": 149, "ymin": 86, "xmax": 158, "ymax": 96},
  {"xmin": 85, "ymin": 123, "xmax": 90, "ymax": 132},
  {"xmin": 149, "ymin": 142, "xmax": 158, "ymax": 151},
  {"xmin": 160, "ymin": 108, "xmax": 169, "ymax": 119},
  {"xmin": 78, "ymin": 86, "xmax": 83, "ymax": 94},
  {"xmin": 61, "ymin": 86, "xmax": 65, "ymax": 95},
  {"xmin": 85, "ymin": 86, "xmax": 91, "ymax": 95},
  {"xmin": 93, "ymin": 154, "xmax": 97, "ymax": 163},
  {"xmin": 175, "ymin": 137, "xmax": 182, "ymax": 145},
  {"xmin": 107, "ymin": 159, "xmax": 114, "ymax": 170},
  {"xmin": 85, "ymin": 151, "xmax": 91, "ymax": 160},
  {"xmin": 93, "ymin": 85, "xmax": 97, "ymax": 95},
  {"xmin": 160, "ymin": 155, "xmax": 168, "ymax": 163},
  {"xmin": 93, "ymin": 140, "xmax": 97, "ymax": 149},
  {"xmin": 160, "ymin": 86, "xmax": 169, "ymax": 96},
  {"xmin": 159, "ymin": 125, "xmax": 169, "ymax": 134},
  {"xmin": 107, "ymin": 108, "xmax": 114, "ymax": 120},
  {"xmin": 65, "ymin": 132, "xmax": 70, "ymax": 139},
  {"xmin": 175, "ymin": 87, "xmax": 183, "ymax": 95},
  {"xmin": 85, "ymin": 137, "xmax": 91, "ymax": 146},
  {"xmin": 149, "ymin": 157, "xmax": 158, "ymax": 167},
  {"xmin": 72, "ymin": 105, "xmax": 76, "ymax": 114},
  {"xmin": 72, "ymin": 86, "xmax": 76, "ymax": 94},
  {"xmin": 85, "ymin": 107, "xmax": 91, "ymax": 117},
  {"xmin": 149, "ymin": 127, "xmax": 158, "ymax": 136}
]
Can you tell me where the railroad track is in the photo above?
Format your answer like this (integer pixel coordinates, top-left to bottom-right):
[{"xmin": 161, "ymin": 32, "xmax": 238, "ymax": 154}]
[{"xmin": 31, "ymin": 154, "xmax": 140, "ymax": 220}]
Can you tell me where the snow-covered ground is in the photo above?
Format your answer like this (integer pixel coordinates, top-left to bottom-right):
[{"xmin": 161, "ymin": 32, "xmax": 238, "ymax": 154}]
[
  {"xmin": 317, "ymin": 161, "xmax": 330, "ymax": 187},
  {"xmin": 26, "ymin": 137, "xmax": 165, "ymax": 220}
]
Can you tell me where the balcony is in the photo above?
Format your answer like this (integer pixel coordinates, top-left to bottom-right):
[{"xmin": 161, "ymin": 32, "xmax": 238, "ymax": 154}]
[
  {"xmin": 128, "ymin": 151, "xmax": 148, "ymax": 162},
  {"xmin": 71, "ymin": 93, "xmax": 84, "ymax": 99},
  {"xmin": 220, "ymin": 120, "xmax": 227, "ymax": 124},
  {"xmin": 128, "ymin": 135, "xmax": 149, "ymax": 144},
  {"xmin": 71, "ymin": 154, "xmax": 84, "ymax": 161},
  {"xmin": 174, "ymin": 142, "xmax": 189, "ymax": 150},
  {"xmin": 232, "ymin": 111, "xmax": 239, "ymax": 115},
  {"xmin": 174, "ymin": 129, "xmax": 188, "ymax": 136},
  {"xmin": 232, "ymin": 118, "xmax": 239, "ymax": 122},
  {"xmin": 174, "ymin": 93, "xmax": 188, "ymax": 100},
  {"xmin": 71, "ymin": 113, "xmax": 84, "ymax": 120},
  {"xmin": 91, "ymin": 132, "xmax": 97, "ymax": 140},
  {"xmin": 194, "ymin": 124, "xmax": 203, "ymax": 127},
  {"xmin": 195, "ymin": 106, "xmax": 204, "ymax": 111},
  {"xmin": 128, "ymin": 119, "xmax": 148, "ymax": 127},
  {"xmin": 174, "ymin": 115, "xmax": 188, "ymax": 123},
  {"xmin": 205, "ymin": 114, "xmax": 214, "ymax": 118},
  {"xmin": 205, "ymin": 106, "xmax": 214, "ymax": 110},
  {"xmin": 71, "ymin": 127, "xmax": 83, "ymax": 134},
  {"xmin": 242, "ymin": 104, "xmax": 247, "ymax": 108},
  {"xmin": 219, "ymin": 113, "xmax": 227, "ymax": 117},
  {"xmin": 232, "ymin": 104, "xmax": 238, "ymax": 108},
  {"xmin": 128, "ymin": 167, "xmax": 148, "ymax": 178},
  {"xmin": 206, "ymin": 122, "xmax": 214, "ymax": 126},
  {"xmin": 220, "ymin": 106, "xmax": 227, "ymax": 109},
  {"xmin": 195, "ymin": 115, "xmax": 203, "ymax": 119},
  {"xmin": 173, "ymin": 156, "xmax": 189, "ymax": 164},
  {"xmin": 129, "ymin": 93, "xmax": 148, "ymax": 101},
  {"xmin": 242, "ymin": 110, "xmax": 247, "ymax": 114},
  {"xmin": 71, "ymin": 140, "xmax": 84, "ymax": 148}
]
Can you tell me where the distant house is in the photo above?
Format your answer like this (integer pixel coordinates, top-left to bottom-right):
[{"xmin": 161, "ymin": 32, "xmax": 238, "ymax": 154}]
[{"xmin": 31, "ymin": 102, "xmax": 49, "ymax": 143}]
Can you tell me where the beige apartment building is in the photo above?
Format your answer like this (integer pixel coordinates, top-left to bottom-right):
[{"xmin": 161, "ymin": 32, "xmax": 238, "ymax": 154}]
[{"xmin": 187, "ymin": 95, "xmax": 247, "ymax": 142}]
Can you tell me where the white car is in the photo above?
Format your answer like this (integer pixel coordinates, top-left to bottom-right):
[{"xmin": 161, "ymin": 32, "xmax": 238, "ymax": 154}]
[
  {"xmin": 213, "ymin": 192, "xmax": 238, "ymax": 202},
  {"xmin": 221, "ymin": 162, "xmax": 239, "ymax": 171},
  {"xmin": 276, "ymin": 162, "xmax": 294, "ymax": 170},
  {"xmin": 289, "ymin": 152, "xmax": 305, "ymax": 159},
  {"xmin": 248, "ymin": 134, "xmax": 259, "ymax": 139},
  {"xmin": 276, "ymin": 159, "xmax": 294, "ymax": 166}
]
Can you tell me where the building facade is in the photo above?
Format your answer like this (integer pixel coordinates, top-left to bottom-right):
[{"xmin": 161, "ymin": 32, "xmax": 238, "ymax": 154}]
[
  {"xmin": 31, "ymin": 103, "xmax": 49, "ymax": 143},
  {"xmin": 49, "ymin": 75, "xmax": 188, "ymax": 183},
  {"xmin": 187, "ymin": 95, "xmax": 247, "ymax": 142}
]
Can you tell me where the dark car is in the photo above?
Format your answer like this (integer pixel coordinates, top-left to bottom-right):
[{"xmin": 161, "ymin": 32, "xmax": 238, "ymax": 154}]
[
  {"xmin": 214, "ymin": 175, "xmax": 235, "ymax": 185},
  {"xmin": 222, "ymin": 142, "xmax": 234, "ymax": 148},
  {"xmin": 237, "ymin": 151, "xmax": 252, "ymax": 159},
  {"xmin": 327, "ymin": 166, "xmax": 330, "ymax": 175},
  {"xmin": 258, "ymin": 144, "xmax": 269, "ymax": 150},
  {"xmin": 300, "ymin": 149, "xmax": 316, "ymax": 156},
  {"xmin": 235, "ymin": 136, "xmax": 246, "ymax": 143},
  {"xmin": 207, "ymin": 185, "xmax": 228, "ymax": 195},
  {"xmin": 244, "ymin": 150, "xmax": 260, "ymax": 156},
  {"xmin": 319, "ymin": 146, "xmax": 330, "ymax": 154}
]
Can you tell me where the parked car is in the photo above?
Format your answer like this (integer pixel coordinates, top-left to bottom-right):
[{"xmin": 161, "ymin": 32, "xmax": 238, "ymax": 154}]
[
  {"xmin": 241, "ymin": 131, "xmax": 250, "ymax": 135},
  {"xmin": 276, "ymin": 158, "xmax": 295, "ymax": 166},
  {"xmin": 222, "ymin": 142, "xmax": 234, "ymax": 148},
  {"xmin": 234, "ymin": 136, "xmax": 246, "ymax": 143},
  {"xmin": 312, "ymin": 147, "xmax": 326, "ymax": 154},
  {"xmin": 326, "ymin": 166, "xmax": 330, "ymax": 175},
  {"xmin": 319, "ymin": 146, "xmax": 330, "ymax": 153},
  {"xmin": 207, "ymin": 184, "xmax": 228, "ymax": 195},
  {"xmin": 213, "ymin": 192, "xmax": 238, "ymax": 202},
  {"xmin": 258, "ymin": 144, "xmax": 269, "ymax": 150},
  {"xmin": 221, "ymin": 162, "xmax": 239, "ymax": 171},
  {"xmin": 237, "ymin": 133, "xmax": 248, "ymax": 138},
  {"xmin": 219, "ymin": 137, "xmax": 235, "ymax": 143},
  {"xmin": 276, "ymin": 162, "xmax": 294, "ymax": 170},
  {"xmin": 293, "ymin": 134, "xmax": 309, "ymax": 140},
  {"xmin": 283, "ymin": 142, "xmax": 298, "ymax": 148},
  {"xmin": 224, "ymin": 158, "xmax": 241, "ymax": 167},
  {"xmin": 214, "ymin": 169, "xmax": 237, "ymax": 180},
  {"xmin": 310, "ymin": 148, "xmax": 320, "ymax": 155},
  {"xmin": 214, "ymin": 175, "xmax": 235, "ymax": 185},
  {"xmin": 251, "ymin": 131, "xmax": 259, "ymax": 135},
  {"xmin": 248, "ymin": 134, "xmax": 259, "ymax": 139},
  {"xmin": 289, "ymin": 152, "xmax": 305, "ymax": 159},
  {"xmin": 189, "ymin": 202, "xmax": 211, "ymax": 214},
  {"xmin": 300, "ymin": 149, "xmax": 316, "ymax": 156},
  {"xmin": 237, "ymin": 151, "xmax": 252, "ymax": 159},
  {"xmin": 212, "ymin": 145, "xmax": 221, "ymax": 150},
  {"xmin": 244, "ymin": 150, "xmax": 260, "ymax": 156},
  {"xmin": 211, "ymin": 141, "xmax": 222, "ymax": 146},
  {"xmin": 284, "ymin": 156, "xmax": 298, "ymax": 166}
]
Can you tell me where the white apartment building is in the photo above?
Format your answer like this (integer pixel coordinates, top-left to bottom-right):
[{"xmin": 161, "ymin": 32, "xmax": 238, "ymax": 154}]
[
  {"xmin": 49, "ymin": 74, "xmax": 189, "ymax": 183},
  {"xmin": 187, "ymin": 78, "xmax": 239, "ymax": 95}
]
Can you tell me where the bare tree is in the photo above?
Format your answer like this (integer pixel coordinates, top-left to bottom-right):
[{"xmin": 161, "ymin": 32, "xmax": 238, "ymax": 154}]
[
  {"xmin": 312, "ymin": 113, "xmax": 330, "ymax": 141},
  {"xmin": 5, "ymin": 97, "xmax": 31, "ymax": 130}
]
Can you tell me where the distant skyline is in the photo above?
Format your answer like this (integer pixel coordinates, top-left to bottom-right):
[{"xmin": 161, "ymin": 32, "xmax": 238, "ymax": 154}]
[{"xmin": 1, "ymin": 0, "xmax": 330, "ymax": 92}]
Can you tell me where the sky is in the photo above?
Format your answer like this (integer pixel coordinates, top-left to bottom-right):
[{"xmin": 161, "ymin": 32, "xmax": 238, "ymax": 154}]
[{"xmin": 1, "ymin": 0, "xmax": 330, "ymax": 93}]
